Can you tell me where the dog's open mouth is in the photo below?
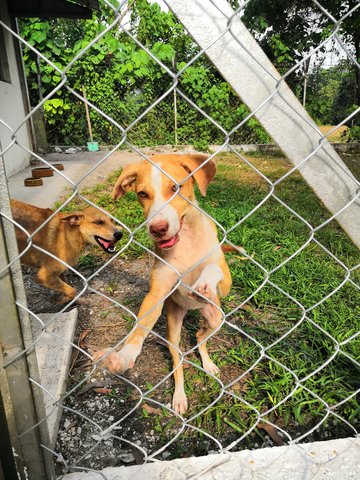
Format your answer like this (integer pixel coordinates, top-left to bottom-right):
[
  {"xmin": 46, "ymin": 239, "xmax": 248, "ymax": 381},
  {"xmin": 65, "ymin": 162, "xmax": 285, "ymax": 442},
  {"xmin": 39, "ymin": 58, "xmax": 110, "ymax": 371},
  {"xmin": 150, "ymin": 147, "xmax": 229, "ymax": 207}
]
[
  {"xmin": 156, "ymin": 215, "xmax": 185, "ymax": 250},
  {"xmin": 94, "ymin": 236, "xmax": 117, "ymax": 254},
  {"xmin": 157, "ymin": 233, "xmax": 179, "ymax": 249}
]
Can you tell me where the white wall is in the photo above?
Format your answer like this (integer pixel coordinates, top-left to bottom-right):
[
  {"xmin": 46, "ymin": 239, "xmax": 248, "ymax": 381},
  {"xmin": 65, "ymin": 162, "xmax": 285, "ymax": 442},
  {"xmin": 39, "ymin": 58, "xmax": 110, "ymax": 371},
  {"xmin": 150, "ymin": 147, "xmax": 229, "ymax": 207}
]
[{"xmin": 0, "ymin": 0, "xmax": 32, "ymax": 178}]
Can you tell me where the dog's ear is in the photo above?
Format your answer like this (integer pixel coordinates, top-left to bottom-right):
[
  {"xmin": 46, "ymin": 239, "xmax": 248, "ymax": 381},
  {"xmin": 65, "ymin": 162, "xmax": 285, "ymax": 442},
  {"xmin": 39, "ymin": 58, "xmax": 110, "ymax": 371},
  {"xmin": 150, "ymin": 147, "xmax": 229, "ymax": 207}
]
[
  {"xmin": 112, "ymin": 164, "xmax": 140, "ymax": 200},
  {"xmin": 180, "ymin": 154, "xmax": 216, "ymax": 196},
  {"xmin": 61, "ymin": 213, "xmax": 84, "ymax": 226}
]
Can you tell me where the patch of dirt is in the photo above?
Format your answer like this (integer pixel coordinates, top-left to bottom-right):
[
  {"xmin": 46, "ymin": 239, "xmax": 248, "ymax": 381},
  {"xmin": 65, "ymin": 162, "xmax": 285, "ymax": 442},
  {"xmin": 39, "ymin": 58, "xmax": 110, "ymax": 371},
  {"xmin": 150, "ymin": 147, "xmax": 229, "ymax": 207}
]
[{"xmin": 318, "ymin": 125, "xmax": 348, "ymax": 142}]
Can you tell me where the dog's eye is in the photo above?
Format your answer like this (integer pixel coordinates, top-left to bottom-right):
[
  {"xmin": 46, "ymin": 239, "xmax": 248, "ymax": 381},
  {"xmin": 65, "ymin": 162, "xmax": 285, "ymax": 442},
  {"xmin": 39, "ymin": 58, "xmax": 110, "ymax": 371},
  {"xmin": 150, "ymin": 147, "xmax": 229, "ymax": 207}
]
[
  {"xmin": 94, "ymin": 220, "xmax": 104, "ymax": 225},
  {"xmin": 171, "ymin": 185, "xmax": 181, "ymax": 192},
  {"xmin": 138, "ymin": 191, "xmax": 148, "ymax": 199}
]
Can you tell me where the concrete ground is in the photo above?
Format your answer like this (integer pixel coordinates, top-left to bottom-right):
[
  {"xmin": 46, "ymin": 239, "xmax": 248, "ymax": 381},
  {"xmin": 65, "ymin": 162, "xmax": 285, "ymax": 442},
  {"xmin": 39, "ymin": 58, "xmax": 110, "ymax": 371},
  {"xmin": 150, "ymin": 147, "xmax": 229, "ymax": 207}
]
[
  {"xmin": 7, "ymin": 150, "xmax": 144, "ymax": 207},
  {"xmin": 33, "ymin": 309, "xmax": 78, "ymax": 448}
]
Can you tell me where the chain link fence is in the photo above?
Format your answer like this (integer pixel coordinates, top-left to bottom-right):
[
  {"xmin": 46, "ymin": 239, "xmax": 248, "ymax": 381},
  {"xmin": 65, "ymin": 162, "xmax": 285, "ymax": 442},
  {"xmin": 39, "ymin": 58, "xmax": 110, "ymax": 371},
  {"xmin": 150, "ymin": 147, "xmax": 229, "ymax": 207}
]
[{"xmin": 0, "ymin": 0, "xmax": 359, "ymax": 478}]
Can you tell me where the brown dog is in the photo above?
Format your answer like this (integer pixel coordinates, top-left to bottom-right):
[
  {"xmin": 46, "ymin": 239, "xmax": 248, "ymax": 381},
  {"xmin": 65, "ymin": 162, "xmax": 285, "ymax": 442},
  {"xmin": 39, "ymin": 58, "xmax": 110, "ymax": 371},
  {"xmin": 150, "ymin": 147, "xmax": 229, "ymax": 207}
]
[
  {"xmin": 94, "ymin": 154, "xmax": 233, "ymax": 414},
  {"xmin": 11, "ymin": 199, "xmax": 122, "ymax": 303}
]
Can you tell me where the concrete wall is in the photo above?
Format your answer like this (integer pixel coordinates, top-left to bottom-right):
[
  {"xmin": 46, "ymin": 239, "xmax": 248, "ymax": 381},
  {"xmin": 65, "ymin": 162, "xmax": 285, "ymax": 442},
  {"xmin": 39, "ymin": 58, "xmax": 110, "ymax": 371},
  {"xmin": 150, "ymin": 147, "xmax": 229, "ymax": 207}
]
[
  {"xmin": 62, "ymin": 437, "xmax": 360, "ymax": 480},
  {"xmin": 0, "ymin": 0, "xmax": 32, "ymax": 178}
]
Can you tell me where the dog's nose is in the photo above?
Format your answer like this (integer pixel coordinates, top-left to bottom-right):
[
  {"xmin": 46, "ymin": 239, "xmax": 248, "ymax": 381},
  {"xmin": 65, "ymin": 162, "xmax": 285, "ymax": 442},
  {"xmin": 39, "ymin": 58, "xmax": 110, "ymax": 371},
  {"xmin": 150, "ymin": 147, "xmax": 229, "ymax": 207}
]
[
  {"xmin": 150, "ymin": 221, "xmax": 169, "ymax": 238},
  {"xmin": 114, "ymin": 230, "xmax": 123, "ymax": 241}
]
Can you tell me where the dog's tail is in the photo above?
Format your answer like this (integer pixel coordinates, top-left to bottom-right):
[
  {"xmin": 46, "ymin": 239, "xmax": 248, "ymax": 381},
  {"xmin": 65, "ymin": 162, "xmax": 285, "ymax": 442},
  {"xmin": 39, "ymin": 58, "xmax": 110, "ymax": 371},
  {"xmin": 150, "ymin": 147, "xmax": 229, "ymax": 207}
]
[{"xmin": 221, "ymin": 244, "xmax": 247, "ymax": 255}]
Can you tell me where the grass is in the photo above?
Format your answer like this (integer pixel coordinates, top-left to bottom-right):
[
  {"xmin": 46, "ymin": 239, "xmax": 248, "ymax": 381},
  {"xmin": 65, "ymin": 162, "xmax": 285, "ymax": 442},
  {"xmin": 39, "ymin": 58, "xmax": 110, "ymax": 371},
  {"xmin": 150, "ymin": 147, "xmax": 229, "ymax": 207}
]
[{"xmin": 61, "ymin": 152, "xmax": 359, "ymax": 449}]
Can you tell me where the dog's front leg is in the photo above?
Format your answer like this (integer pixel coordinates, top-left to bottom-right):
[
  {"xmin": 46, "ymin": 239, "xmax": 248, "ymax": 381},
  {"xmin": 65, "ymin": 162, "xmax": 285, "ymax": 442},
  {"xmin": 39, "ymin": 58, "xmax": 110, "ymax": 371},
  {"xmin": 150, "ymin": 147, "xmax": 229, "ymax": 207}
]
[
  {"xmin": 37, "ymin": 265, "xmax": 76, "ymax": 303},
  {"xmin": 93, "ymin": 268, "xmax": 178, "ymax": 374}
]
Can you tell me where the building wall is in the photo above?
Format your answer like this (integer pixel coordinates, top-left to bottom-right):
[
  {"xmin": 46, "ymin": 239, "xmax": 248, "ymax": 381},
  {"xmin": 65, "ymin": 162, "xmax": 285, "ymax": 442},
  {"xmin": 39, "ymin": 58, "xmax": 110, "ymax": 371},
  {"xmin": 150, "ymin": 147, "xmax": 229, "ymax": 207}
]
[{"xmin": 0, "ymin": 0, "xmax": 32, "ymax": 177}]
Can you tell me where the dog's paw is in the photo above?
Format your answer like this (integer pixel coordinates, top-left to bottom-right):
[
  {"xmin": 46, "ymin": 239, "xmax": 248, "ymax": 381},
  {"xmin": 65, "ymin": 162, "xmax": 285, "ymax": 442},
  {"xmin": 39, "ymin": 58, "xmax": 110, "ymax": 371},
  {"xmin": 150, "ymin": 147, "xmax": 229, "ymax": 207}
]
[
  {"xmin": 188, "ymin": 282, "xmax": 215, "ymax": 303},
  {"xmin": 56, "ymin": 293, "xmax": 76, "ymax": 305},
  {"xmin": 92, "ymin": 348, "xmax": 135, "ymax": 375},
  {"xmin": 203, "ymin": 359, "xmax": 220, "ymax": 376},
  {"xmin": 172, "ymin": 390, "xmax": 188, "ymax": 415}
]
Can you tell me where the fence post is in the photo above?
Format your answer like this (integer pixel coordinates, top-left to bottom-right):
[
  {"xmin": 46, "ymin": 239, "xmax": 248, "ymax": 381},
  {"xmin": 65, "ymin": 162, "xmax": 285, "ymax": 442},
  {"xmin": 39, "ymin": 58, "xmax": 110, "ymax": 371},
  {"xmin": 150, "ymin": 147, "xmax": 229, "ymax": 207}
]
[
  {"xmin": 0, "ymin": 155, "xmax": 55, "ymax": 479},
  {"xmin": 172, "ymin": 56, "xmax": 178, "ymax": 146}
]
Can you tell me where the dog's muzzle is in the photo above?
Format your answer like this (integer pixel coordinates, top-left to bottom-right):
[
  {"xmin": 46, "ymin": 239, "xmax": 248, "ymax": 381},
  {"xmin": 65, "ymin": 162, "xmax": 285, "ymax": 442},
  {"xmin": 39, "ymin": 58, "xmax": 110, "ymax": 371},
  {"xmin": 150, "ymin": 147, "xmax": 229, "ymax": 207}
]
[{"xmin": 95, "ymin": 230, "xmax": 122, "ymax": 254}]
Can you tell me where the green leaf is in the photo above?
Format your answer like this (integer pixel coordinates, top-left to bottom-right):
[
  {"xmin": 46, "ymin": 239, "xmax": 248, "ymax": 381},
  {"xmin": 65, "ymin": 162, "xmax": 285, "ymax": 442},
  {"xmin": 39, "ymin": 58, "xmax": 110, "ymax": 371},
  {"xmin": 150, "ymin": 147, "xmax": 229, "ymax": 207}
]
[{"xmin": 32, "ymin": 31, "xmax": 46, "ymax": 43}]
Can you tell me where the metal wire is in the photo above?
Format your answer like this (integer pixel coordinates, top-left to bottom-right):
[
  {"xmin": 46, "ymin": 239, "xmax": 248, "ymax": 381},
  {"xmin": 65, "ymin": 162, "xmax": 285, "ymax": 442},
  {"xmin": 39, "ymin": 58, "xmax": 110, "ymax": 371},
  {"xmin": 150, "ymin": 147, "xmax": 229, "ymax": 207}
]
[{"xmin": 0, "ymin": 0, "xmax": 359, "ymax": 478}]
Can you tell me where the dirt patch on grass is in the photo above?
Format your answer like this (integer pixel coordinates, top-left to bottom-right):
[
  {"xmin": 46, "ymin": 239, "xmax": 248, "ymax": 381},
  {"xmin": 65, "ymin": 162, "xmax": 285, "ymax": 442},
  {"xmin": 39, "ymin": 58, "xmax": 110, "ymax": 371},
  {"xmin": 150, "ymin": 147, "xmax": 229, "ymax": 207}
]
[{"xmin": 318, "ymin": 125, "xmax": 349, "ymax": 142}]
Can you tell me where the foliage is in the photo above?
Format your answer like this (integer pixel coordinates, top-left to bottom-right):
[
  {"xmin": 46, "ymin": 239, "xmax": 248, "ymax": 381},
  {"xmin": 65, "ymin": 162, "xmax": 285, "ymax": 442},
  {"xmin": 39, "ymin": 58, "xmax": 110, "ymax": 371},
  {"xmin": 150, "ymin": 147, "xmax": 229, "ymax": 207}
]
[
  {"xmin": 347, "ymin": 125, "xmax": 360, "ymax": 142},
  {"xmin": 19, "ymin": 0, "xmax": 269, "ymax": 148},
  {"xmin": 19, "ymin": 0, "xmax": 359, "ymax": 146},
  {"xmin": 305, "ymin": 61, "xmax": 359, "ymax": 126}
]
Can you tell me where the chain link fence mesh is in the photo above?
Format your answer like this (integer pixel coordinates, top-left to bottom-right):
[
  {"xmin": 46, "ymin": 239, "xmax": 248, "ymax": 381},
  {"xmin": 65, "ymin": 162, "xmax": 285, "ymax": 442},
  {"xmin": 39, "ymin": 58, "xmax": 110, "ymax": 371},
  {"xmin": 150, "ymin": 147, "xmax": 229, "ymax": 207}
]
[{"xmin": 0, "ymin": 0, "xmax": 359, "ymax": 478}]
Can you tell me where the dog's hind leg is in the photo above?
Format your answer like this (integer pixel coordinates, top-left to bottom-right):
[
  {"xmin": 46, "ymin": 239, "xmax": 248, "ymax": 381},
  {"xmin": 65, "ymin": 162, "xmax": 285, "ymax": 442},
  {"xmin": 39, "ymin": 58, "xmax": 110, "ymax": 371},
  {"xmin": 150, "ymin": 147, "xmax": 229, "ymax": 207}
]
[
  {"xmin": 37, "ymin": 266, "xmax": 76, "ymax": 303},
  {"xmin": 196, "ymin": 297, "xmax": 223, "ymax": 376},
  {"xmin": 218, "ymin": 257, "xmax": 232, "ymax": 298},
  {"xmin": 165, "ymin": 298, "xmax": 188, "ymax": 415},
  {"xmin": 188, "ymin": 263, "xmax": 224, "ymax": 303}
]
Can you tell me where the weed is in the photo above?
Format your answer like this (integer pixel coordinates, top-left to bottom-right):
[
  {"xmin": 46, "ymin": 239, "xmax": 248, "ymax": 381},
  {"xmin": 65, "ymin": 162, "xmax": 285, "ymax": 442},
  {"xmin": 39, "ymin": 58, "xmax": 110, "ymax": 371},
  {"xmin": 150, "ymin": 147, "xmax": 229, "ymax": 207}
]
[{"xmin": 78, "ymin": 253, "xmax": 99, "ymax": 269}]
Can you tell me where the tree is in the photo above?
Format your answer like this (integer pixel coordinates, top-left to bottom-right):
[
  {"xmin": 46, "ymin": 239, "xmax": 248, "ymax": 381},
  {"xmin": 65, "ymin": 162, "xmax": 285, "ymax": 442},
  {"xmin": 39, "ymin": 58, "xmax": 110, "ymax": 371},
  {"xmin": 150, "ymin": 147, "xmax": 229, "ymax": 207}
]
[
  {"xmin": 240, "ymin": 0, "xmax": 360, "ymax": 107},
  {"xmin": 303, "ymin": 61, "xmax": 357, "ymax": 126}
]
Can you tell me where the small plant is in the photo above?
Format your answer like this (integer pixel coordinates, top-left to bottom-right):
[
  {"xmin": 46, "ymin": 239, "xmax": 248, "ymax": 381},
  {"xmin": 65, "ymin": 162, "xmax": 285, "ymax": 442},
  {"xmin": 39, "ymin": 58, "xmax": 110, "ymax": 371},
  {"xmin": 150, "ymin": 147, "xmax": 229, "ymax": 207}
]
[
  {"xmin": 105, "ymin": 281, "xmax": 118, "ymax": 296},
  {"xmin": 78, "ymin": 253, "xmax": 98, "ymax": 269}
]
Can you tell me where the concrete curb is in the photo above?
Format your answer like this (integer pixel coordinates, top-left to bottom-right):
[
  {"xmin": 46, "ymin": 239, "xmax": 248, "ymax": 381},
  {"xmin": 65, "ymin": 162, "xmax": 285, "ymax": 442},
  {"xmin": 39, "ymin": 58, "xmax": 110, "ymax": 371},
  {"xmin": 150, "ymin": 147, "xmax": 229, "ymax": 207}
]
[
  {"xmin": 61, "ymin": 437, "xmax": 360, "ymax": 479},
  {"xmin": 32, "ymin": 308, "xmax": 78, "ymax": 448}
]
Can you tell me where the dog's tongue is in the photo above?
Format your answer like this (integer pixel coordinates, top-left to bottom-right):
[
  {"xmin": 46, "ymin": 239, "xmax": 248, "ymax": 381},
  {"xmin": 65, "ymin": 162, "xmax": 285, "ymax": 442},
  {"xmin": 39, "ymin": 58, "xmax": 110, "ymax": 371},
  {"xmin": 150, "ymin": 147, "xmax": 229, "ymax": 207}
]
[
  {"xmin": 100, "ymin": 238, "xmax": 112, "ymax": 249},
  {"xmin": 158, "ymin": 236, "xmax": 177, "ymax": 249}
]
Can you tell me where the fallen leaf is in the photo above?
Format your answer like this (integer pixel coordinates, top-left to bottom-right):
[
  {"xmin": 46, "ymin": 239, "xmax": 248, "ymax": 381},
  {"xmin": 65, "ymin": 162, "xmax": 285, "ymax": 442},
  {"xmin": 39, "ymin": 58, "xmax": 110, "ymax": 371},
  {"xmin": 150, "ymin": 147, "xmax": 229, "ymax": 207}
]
[
  {"xmin": 79, "ymin": 329, "xmax": 91, "ymax": 349},
  {"xmin": 127, "ymin": 393, "xmax": 141, "ymax": 402},
  {"xmin": 76, "ymin": 380, "xmax": 121, "ymax": 396},
  {"xmin": 273, "ymin": 245, "xmax": 282, "ymax": 251},
  {"xmin": 70, "ymin": 348, "xmax": 79, "ymax": 365},
  {"xmin": 63, "ymin": 419, "xmax": 77, "ymax": 432},
  {"xmin": 142, "ymin": 403, "xmax": 162, "ymax": 415},
  {"xmin": 76, "ymin": 383, "xmax": 95, "ymax": 396},
  {"xmin": 94, "ymin": 387, "xmax": 113, "ymax": 394},
  {"xmin": 258, "ymin": 422, "xmax": 285, "ymax": 445},
  {"xmin": 240, "ymin": 304, "xmax": 254, "ymax": 313},
  {"xmin": 130, "ymin": 445, "xmax": 144, "ymax": 465}
]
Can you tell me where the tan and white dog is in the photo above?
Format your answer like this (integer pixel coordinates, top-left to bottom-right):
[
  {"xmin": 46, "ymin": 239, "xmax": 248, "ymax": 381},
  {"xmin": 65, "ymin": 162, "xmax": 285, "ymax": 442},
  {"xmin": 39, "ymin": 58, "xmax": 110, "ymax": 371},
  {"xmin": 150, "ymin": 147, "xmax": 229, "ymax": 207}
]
[{"xmin": 94, "ymin": 154, "xmax": 232, "ymax": 414}]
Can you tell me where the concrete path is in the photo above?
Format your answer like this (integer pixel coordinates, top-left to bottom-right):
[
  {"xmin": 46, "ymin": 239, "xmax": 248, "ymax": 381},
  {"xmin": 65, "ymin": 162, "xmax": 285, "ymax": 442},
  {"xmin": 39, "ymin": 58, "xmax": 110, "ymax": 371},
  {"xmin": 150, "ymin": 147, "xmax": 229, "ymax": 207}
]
[{"xmin": 7, "ymin": 150, "xmax": 144, "ymax": 208}]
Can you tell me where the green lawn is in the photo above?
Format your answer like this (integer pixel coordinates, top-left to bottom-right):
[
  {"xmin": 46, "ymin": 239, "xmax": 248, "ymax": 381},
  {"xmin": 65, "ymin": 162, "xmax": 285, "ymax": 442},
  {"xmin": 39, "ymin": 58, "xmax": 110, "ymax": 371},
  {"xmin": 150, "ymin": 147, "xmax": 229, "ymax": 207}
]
[{"xmin": 60, "ymin": 152, "xmax": 360, "ymax": 448}]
